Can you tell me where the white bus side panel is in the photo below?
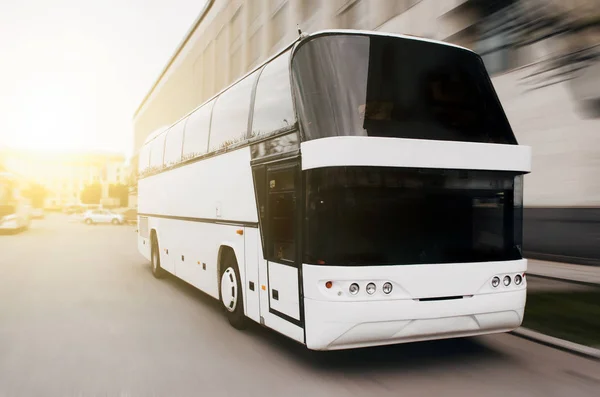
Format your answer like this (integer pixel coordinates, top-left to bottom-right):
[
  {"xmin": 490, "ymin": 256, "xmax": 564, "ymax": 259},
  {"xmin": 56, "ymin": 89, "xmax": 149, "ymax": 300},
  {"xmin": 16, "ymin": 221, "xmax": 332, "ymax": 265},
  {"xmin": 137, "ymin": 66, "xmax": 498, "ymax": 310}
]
[
  {"xmin": 244, "ymin": 227, "xmax": 260, "ymax": 323},
  {"xmin": 268, "ymin": 262, "xmax": 301, "ymax": 321},
  {"xmin": 153, "ymin": 217, "xmax": 246, "ymax": 299},
  {"xmin": 257, "ymin": 257, "xmax": 304, "ymax": 343},
  {"xmin": 138, "ymin": 148, "xmax": 258, "ymax": 223},
  {"xmin": 137, "ymin": 147, "xmax": 257, "ymax": 298}
]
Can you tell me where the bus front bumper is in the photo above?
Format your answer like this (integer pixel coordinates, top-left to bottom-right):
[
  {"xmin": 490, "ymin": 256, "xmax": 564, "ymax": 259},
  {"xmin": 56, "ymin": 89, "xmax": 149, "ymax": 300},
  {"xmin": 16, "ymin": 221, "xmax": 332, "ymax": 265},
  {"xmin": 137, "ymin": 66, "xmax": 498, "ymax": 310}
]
[{"xmin": 303, "ymin": 290, "xmax": 526, "ymax": 350}]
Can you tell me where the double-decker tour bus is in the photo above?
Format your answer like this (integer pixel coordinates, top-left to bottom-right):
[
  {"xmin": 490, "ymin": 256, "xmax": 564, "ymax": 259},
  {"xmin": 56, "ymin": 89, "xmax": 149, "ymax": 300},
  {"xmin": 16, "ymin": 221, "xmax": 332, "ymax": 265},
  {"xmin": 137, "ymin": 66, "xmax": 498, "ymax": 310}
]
[
  {"xmin": 137, "ymin": 30, "xmax": 531, "ymax": 350},
  {"xmin": 0, "ymin": 172, "xmax": 31, "ymax": 232}
]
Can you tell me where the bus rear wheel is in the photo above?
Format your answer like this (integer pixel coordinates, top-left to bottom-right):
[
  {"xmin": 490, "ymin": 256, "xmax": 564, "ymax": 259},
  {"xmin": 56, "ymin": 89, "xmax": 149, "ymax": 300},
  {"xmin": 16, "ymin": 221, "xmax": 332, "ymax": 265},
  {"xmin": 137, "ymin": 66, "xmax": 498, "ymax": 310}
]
[
  {"xmin": 220, "ymin": 253, "xmax": 247, "ymax": 330},
  {"xmin": 151, "ymin": 234, "xmax": 166, "ymax": 279}
]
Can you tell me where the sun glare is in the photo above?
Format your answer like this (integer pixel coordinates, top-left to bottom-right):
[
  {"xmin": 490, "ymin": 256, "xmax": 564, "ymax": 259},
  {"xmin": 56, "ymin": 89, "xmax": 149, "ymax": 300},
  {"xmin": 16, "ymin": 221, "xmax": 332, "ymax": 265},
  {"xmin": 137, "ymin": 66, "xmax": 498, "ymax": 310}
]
[{"xmin": 9, "ymin": 78, "xmax": 94, "ymax": 153}]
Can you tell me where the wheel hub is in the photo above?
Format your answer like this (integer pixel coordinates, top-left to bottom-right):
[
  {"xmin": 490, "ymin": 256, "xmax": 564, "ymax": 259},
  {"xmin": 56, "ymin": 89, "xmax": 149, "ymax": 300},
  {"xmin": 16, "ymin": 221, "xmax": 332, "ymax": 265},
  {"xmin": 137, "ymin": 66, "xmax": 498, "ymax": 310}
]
[{"xmin": 220, "ymin": 267, "xmax": 237, "ymax": 312}]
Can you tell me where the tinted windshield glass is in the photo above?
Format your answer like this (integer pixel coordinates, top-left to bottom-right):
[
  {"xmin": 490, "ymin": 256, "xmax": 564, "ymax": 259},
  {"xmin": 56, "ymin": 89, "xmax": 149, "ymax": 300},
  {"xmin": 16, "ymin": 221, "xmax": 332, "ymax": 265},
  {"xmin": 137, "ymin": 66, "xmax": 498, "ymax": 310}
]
[
  {"xmin": 292, "ymin": 34, "xmax": 516, "ymax": 144},
  {"xmin": 304, "ymin": 167, "xmax": 523, "ymax": 266}
]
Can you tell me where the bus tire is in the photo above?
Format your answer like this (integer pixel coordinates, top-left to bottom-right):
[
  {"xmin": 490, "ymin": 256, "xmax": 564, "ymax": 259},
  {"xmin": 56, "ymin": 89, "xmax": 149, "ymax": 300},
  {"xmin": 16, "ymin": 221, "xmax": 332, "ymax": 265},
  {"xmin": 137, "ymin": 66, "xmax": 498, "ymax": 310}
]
[
  {"xmin": 151, "ymin": 233, "xmax": 166, "ymax": 279},
  {"xmin": 85, "ymin": 218, "xmax": 93, "ymax": 225},
  {"xmin": 219, "ymin": 251, "xmax": 247, "ymax": 330}
]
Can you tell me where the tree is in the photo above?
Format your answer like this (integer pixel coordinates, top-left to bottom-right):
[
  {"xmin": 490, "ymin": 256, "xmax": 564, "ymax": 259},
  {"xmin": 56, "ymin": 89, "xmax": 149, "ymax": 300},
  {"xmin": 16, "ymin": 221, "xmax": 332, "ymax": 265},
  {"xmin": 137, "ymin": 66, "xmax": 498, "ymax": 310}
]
[
  {"xmin": 80, "ymin": 183, "xmax": 102, "ymax": 204},
  {"xmin": 109, "ymin": 183, "xmax": 129, "ymax": 207},
  {"xmin": 23, "ymin": 183, "xmax": 47, "ymax": 208}
]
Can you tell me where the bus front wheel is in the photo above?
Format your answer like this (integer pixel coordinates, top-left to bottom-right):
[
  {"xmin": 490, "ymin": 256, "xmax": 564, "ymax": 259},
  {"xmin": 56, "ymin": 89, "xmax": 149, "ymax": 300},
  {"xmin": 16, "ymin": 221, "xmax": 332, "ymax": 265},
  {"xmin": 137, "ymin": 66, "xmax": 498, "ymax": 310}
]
[
  {"xmin": 151, "ymin": 234, "xmax": 166, "ymax": 279},
  {"xmin": 220, "ymin": 253, "xmax": 247, "ymax": 330}
]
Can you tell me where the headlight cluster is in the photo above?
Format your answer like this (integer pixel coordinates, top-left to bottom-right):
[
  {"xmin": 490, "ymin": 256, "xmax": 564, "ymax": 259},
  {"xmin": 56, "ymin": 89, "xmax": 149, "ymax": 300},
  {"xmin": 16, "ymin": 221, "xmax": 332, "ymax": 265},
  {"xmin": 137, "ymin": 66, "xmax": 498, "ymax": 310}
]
[
  {"xmin": 344, "ymin": 281, "xmax": 393, "ymax": 296},
  {"xmin": 491, "ymin": 273, "xmax": 525, "ymax": 288}
]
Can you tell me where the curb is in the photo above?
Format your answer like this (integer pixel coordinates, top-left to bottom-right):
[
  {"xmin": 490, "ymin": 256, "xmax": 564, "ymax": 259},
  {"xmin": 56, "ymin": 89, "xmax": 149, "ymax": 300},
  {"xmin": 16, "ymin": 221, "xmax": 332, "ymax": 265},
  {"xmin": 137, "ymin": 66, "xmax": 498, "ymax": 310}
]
[
  {"xmin": 511, "ymin": 327, "xmax": 600, "ymax": 361},
  {"xmin": 526, "ymin": 273, "xmax": 600, "ymax": 288}
]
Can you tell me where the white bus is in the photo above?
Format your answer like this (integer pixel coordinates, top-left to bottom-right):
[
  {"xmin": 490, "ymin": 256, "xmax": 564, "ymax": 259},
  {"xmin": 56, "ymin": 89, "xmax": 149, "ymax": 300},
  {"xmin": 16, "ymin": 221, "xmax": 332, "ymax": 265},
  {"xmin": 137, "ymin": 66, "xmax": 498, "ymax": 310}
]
[
  {"xmin": 137, "ymin": 30, "xmax": 531, "ymax": 350},
  {"xmin": 0, "ymin": 172, "xmax": 32, "ymax": 232}
]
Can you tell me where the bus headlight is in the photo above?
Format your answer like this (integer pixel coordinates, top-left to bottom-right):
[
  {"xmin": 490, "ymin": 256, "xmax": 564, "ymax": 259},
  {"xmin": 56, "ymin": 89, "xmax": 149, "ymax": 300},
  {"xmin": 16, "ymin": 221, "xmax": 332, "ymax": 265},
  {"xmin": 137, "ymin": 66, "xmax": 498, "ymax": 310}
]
[
  {"xmin": 514, "ymin": 274, "xmax": 522, "ymax": 285},
  {"xmin": 491, "ymin": 277, "xmax": 500, "ymax": 288},
  {"xmin": 349, "ymin": 283, "xmax": 359, "ymax": 295},
  {"xmin": 366, "ymin": 283, "xmax": 376, "ymax": 295},
  {"xmin": 382, "ymin": 282, "xmax": 393, "ymax": 294},
  {"xmin": 503, "ymin": 275, "xmax": 511, "ymax": 286}
]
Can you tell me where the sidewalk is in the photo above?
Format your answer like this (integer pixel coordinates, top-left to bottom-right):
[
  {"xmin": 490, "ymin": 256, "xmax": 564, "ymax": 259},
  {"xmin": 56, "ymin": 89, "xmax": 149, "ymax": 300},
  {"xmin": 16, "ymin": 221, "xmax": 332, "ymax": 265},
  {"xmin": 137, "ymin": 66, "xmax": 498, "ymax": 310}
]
[{"xmin": 527, "ymin": 259, "xmax": 600, "ymax": 286}]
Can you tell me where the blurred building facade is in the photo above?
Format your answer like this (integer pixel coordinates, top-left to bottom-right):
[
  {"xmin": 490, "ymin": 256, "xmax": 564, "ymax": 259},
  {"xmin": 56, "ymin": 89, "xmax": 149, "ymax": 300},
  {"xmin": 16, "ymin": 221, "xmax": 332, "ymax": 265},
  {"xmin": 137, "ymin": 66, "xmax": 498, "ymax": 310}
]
[
  {"xmin": 0, "ymin": 149, "xmax": 126, "ymax": 208},
  {"xmin": 133, "ymin": 0, "xmax": 600, "ymax": 264}
]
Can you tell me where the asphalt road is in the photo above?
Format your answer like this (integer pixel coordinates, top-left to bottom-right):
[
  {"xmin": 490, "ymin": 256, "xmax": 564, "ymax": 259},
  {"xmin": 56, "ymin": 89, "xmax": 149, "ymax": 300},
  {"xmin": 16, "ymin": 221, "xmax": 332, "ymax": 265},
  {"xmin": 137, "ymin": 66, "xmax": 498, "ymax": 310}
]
[{"xmin": 1, "ymin": 214, "xmax": 599, "ymax": 397}]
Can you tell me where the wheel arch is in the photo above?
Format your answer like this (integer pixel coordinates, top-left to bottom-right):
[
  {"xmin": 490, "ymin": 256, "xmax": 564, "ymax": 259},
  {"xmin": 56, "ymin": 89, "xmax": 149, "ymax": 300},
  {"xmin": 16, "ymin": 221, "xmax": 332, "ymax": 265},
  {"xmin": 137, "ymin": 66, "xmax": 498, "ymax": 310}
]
[
  {"xmin": 217, "ymin": 244, "xmax": 238, "ymax": 277},
  {"xmin": 216, "ymin": 242, "xmax": 246, "ymax": 297}
]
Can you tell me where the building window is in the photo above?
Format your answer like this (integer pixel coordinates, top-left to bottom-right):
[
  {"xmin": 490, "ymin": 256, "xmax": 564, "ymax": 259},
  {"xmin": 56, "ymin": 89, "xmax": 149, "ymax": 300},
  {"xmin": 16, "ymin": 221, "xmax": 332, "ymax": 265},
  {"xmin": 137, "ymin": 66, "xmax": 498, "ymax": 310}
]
[
  {"xmin": 300, "ymin": 0, "xmax": 319, "ymax": 20},
  {"xmin": 250, "ymin": 27, "xmax": 263, "ymax": 66},
  {"xmin": 230, "ymin": 47, "xmax": 242, "ymax": 81},
  {"xmin": 230, "ymin": 7, "xmax": 242, "ymax": 44},
  {"xmin": 339, "ymin": 0, "xmax": 369, "ymax": 30},
  {"xmin": 249, "ymin": 0, "xmax": 262, "ymax": 23},
  {"xmin": 271, "ymin": 1, "xmax": 289, "ymax": 48},
  {"xmin": 215, "ymin": 28, "xmax": 227, "ymax": 90}
]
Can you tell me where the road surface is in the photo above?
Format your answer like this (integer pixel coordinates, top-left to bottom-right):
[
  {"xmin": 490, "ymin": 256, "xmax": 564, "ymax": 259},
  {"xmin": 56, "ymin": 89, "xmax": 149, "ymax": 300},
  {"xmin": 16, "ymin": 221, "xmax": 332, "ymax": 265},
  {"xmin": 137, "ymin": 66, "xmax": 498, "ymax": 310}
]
[{"xmin": 0, "ymin": 214, "xmax": 599, "ymax": 396}]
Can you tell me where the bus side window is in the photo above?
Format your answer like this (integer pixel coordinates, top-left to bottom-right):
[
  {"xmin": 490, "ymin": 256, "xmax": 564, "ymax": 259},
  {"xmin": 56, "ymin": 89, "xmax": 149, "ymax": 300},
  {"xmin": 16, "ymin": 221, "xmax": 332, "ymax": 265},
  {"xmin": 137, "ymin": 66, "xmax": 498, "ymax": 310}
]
[
  {"xmin": 163, "ymin": 120, "xmax": 186, "ymax": 166},
  {"xmin": 182, "ymin": 100, "xmax": 215, "ymax": 159},
  {"xmin": 252, "ymin": 50, "xmax": 295, "ymax": 136},
  {"xmin": 209, "ymin": 71, "xmax": 258, "ymax": 152},
  {"xmin": 149, "ymin": 132, "xmax": 166, "ymax": 168}
]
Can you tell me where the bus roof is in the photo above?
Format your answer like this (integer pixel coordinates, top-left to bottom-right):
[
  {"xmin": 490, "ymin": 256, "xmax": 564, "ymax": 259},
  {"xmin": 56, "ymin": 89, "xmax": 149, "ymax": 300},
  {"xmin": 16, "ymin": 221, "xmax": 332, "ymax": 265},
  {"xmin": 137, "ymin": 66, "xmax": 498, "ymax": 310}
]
[
  {"xmin": 143, "ymin": 125, "xmax": 170, "ymax": 145},
  {"xmin": 134, "ymin": 28, "xmax": 474, "ymax": 124},
  {"xmin": 138, "ymin": 29, "xmax": 477, "ymax": 148},
  {"xmin": 306, "ymin": 29, "xmax": 474, "ymax": 54}
]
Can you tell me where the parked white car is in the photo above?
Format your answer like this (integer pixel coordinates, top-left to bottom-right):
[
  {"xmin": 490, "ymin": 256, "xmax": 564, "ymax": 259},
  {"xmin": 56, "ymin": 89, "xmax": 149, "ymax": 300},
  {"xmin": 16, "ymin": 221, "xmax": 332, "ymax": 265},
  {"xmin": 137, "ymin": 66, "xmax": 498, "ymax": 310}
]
[{"xmin": 83, "ymin": 209, "xmax": 124, "ymax": 225}]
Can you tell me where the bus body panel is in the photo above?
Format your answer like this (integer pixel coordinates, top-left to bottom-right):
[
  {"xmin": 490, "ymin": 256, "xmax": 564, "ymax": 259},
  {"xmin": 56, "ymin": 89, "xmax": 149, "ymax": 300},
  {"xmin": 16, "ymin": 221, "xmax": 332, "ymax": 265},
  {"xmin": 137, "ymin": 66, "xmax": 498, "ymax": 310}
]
[
  {"xmin": 138, "ymin": 148, "xmax": 258, "ymax": 224},
  {"xmin": 302, "ymin": 259, "xmax": 527, "ymax": 350},
  {"xmin": 137, "ymin": 147, "xmax": 258, "ymax": 300},
  {"xmin": 243, "ymin": 226, "xmax": 261, "ymax": 324},
  {"xmin": 301, "ymin": 137, "xmax": 531, "ymax": 173},
  {"xmin": 268, "ymin": 262, "xmax": 301, "ymax": 321}
]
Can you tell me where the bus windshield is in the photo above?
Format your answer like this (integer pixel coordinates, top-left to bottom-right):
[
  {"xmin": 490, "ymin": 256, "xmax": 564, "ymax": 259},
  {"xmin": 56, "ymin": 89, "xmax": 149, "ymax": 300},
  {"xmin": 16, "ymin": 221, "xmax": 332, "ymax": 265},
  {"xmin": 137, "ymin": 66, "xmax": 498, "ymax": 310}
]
[
  {"xmin": 292, "ymin": 34, "xmax": 517, "ymax": 144},
  {"xmin": 304, "ymin": 167, "xmax": 523, "ymax": 266}
]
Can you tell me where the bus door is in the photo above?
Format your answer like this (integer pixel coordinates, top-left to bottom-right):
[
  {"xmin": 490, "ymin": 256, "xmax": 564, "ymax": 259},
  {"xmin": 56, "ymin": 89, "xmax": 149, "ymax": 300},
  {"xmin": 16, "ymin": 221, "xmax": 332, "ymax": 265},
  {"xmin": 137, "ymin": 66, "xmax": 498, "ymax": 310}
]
[{"xmin": 257, "ymin": 161, "xmax": 303, "ymax": 327}]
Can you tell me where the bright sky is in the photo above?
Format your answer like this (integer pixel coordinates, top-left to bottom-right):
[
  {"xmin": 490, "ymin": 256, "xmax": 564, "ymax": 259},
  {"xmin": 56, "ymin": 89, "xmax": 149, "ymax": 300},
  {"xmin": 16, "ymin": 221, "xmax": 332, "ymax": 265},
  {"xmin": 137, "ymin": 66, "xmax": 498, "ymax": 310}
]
[{"xmin": 0, "ymin": 0, "xmax": 207, "ymax": 157}]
